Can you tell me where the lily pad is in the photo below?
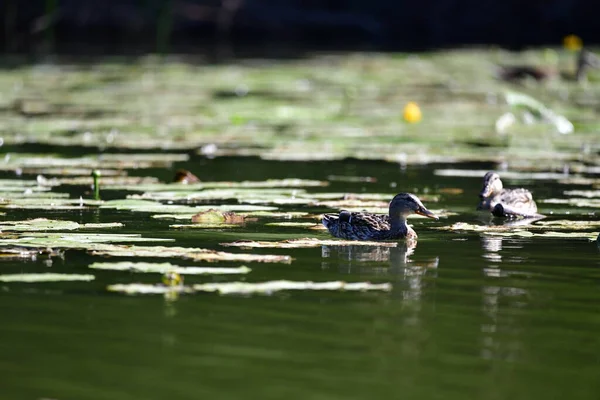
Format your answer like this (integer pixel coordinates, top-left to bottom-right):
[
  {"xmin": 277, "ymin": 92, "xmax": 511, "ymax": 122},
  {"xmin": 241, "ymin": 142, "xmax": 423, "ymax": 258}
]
[
  {"xmin": 0, "ymin": 198, "xmax": 103, "ymax": 210},
  {"xmin": 486, "ymin": 230, "xmax": 598, "ymax": 240},
  {"xmin": 107, "ymin": 280, "xmax": 392, "ymax": 295},
  {"xmin": 0, "ymin": 233, "xmax": 173, "ymax": 250},
  {"xmin": 563, "ymin": 190, "xmax": 600, "ymax": 198},
  {"xmin": 89, "ymin": 245, "xmax": 292, "ymax": 263},
  {"xmin": 220, "ymin": 238, "xmax": 400, "ymax": 248},
  {"xmin": 0, "ymin": 219, "xmax": 122, "ymax": 232},
  {"xmin": 0, "ymin": 273, "xmax": 95, "ymax": 282},
  {"xmin": 265, "ymin": 222, "xmax": 324, "ymax": 228},
  {"xmin": 191, "ymin": 209, "xmax": 248, "ymax": 224},
  {"xmin": 107, "ymin": 283, "xmax": 195, "ymax": 295},
  {"xmin": 89, "ymin": 262, "xmax": 251, "ymax": 275},
  {"xmin": 103, "ymin": 179, "xmax": 328, "ymax": 192},
  {"xmin": 434, "ymin": 169, "xmax": 570, "ymax": 180},
  {"xmin": 170, "ymin": 224, "xmax": 241, "ymax": 229},
  {"xmin": 193, "ymin": 280, "xmax": 393, "ymax": 295},
  {"xmin": 542, "ymin": 198, "xmax": 600, "ymax": 208}
]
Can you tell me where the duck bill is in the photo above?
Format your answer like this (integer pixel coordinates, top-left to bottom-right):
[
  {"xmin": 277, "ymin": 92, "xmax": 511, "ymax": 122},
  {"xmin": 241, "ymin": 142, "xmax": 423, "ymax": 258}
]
[
  {"xmin": 416, "ymin": 207, "xmax": 439, "ymax": 220},
  {"xmin": 479, "ymin": 185, "xmax": 493, "ymax": 198}
]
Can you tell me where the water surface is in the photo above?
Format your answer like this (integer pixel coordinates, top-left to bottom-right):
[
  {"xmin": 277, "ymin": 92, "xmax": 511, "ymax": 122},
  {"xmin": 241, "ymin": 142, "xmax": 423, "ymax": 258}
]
[{"xmin": 1, "ymin": 156, "xmax": 599, "ymax": 400}]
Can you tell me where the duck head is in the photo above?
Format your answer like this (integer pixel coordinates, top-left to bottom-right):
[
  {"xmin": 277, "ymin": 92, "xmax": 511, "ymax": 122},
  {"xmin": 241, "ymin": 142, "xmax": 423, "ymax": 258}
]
[
  {"xmin": 576, "ymin": 49, "xmax": 600, "ymax": 81},
  {"xmin": 480, "ymin": 172, "xmax": 503, "ymax": 198},
  {"xmin": 389, "ymin": 193, "xmax": 438, "ymax": 221}
]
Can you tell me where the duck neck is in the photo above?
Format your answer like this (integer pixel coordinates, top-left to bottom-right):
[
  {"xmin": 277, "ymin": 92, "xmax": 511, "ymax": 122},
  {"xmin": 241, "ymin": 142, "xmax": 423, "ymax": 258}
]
[{"xmin": 389, "ymin": 214, "xmax": 408, "ymax": 234}]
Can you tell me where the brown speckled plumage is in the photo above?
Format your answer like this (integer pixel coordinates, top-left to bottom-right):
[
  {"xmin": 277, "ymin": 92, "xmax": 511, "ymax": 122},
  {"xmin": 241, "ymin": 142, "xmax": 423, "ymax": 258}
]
[
  {"xmin": 322, "ymin": 193, "xmax": 438, "ymax": 241},
  {"xmin": 477, "ymin": 172, "xmax": 540, "ymax": 218}
]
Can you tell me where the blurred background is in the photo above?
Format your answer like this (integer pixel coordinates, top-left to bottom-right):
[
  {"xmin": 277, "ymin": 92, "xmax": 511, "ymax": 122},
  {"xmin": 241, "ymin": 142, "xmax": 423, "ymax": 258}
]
[{"xmin": 3, "ymin": 0, "xmax": 600, "ymax": 56}]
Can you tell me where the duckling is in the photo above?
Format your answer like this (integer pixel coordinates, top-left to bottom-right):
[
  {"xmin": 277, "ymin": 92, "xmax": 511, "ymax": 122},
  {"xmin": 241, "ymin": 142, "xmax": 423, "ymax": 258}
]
[
  {"xmin": 477, "ymin": 172, "xmax": 539, "ymax": 218},
  {"xmin": 173, "ymin": 169, "xmax": 200, "ymax": 184},
  {"xmin": 322, "ymin": 193, "xmax": 438, "ymax": 241},
  {"xmin": 497, "ymin": 49, "xmax": 600, "ymax": 83}
]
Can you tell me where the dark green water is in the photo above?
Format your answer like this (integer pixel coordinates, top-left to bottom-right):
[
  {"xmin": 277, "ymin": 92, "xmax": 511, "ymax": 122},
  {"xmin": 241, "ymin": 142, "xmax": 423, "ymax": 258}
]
[{"xmin": 1, "ymin": 156, "xmax": 599, "ymax": 400}]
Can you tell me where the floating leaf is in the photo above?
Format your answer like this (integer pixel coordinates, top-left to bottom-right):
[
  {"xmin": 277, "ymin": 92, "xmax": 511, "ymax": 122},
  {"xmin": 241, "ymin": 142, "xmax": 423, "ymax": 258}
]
[
  {"xmin": 0, "ymin": 247, "xmax": 62, "ymax": 259},
  {"xmin": 103, "ymin": 179, "xmax": 328, "ymax": 192},
  {"xmin": 486, "ymin": 230, "xmax": 598, "ymax": 240},
  {"xmin": 89, "ymin": 245, "xmax": 292, "ymax": 263},
  {"xmin": 542, "ymin": 198, "xmax": 600, "ymax": 208},
  {"xmin": 89, "ymin": 262, "xmax": 251, "ymax": 275},
  {"xmin": 265, "ymin": 222, "xmax": 323, "ymax": 228},
  {"xmin": 327, "ymin": 175, "xmax": 377, "ymax": 183},
  {"xmin": 221, "ymin": 238, "xmax": 400, "ymax": 249},
  {"xmin": 434, "ymin": 169, "xmax": 570, "ymax": 180},
  {"xmin": 0, "ymin": 273, "xmax": 95, "ymax": 282},
  {"xmin": 0, "ymin": 218, "xmax": 122, "ymax": 232},
  {"xmin": 0, "ymin": 233, "xmax": 172, "ymax": 250},
  {"xmin": 107, "ymin": 280, "xmax": 392, "ymax": 295},
  {"xmin": 0, "ymin": 198, "xmax": 103, "ymax": 210},
  {"xmin": 191, "ymin": 209, "xmax": 248, "ymax": 224},
  {"xmin": 504, "ymin": 91, "xmax": 573, "ymax": 134},
  {"xmin": 107, "ymin": 283, "xmax": 194, "ymax": 295},
  {"xmin": 563, "ymin": 190, "xmax": 600, "ymax": 198},
  {"xmin": 170, "ymin": 224, "xmax": 240, "ymax": 229}
]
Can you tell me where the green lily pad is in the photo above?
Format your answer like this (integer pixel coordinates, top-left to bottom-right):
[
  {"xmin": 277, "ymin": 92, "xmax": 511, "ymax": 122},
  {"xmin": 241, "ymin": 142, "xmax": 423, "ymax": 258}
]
[
  {"xmin": 89, "ymin": 262, "xmax": 251, "ymax": 275},
  {"xmin": 0, "ymin": 198, "xmax": 103, "ymax": 210},
  {"xmin": 56, "ymin": 176, "xmax": 161, "ymax": 186},
  {"xmin": 0, "ymin": 273, "xmax": 95, "ymax": 282},
  {"xmin": 265, "ymin": 222, "xmax": 323, "ymax": 228},
  {"xmin": 486, "ymin": 230, "xmax": 599, "ymax": 240},
  {"xmin": 107, "ymin": 280, "xmax": 392, "ymax": 295},
  {"xmin": 542, "ymin": 198, "xmax": 600, "ymax": 208},
  {"xmin": 0, "ymin": 233, "xmax": 173, "ymax": 250},
  {"xmin": 100, "ymin": 199, "xmax": 199, "ymax": 214},
  {"xmin": 152, "ymin": 209, "xmax": 306, "ymax": 221},
  {"xmin": 220, "ymin": 238, "xmax": 400, "ymax": 249},
  {"xmin": 0, "ymin": 219, "xmax": 122, "ymax": 232},
  {"xmin": 434, "ymin": 169, "xmax": 570, "ymax": 180},
  {"xmin": 563, "ymin": 190, "xmax": 600, "ymax": 198},
  {"xmin": 103, "ymin": 179, "xmax": 328, "ymax": 192},
  {"xmin": 107, "ymin": 283, "xmax": 195, "ymax": 295},
  {"xmin": 89, "ymin": 245, "xmax": 292, "ymax": 263},
  {"xmin": 130, "ymin": 188, "xmax": 313, "ymax": 205},
  {"xmin": 170, "ymin": 224, "xmax": 241, "ymax": 229}
]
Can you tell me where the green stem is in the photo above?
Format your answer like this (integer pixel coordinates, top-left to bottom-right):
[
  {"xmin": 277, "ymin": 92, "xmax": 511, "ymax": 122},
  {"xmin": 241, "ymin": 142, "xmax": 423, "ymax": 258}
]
[{"xmin": 91, "ymin": 170, "xmax": 101, "ymax": 200}]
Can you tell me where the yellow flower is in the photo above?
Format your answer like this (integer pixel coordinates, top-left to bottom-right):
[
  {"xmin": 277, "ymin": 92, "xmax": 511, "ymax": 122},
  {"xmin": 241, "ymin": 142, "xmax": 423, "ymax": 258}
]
[
  {"xmin": 563, "ymin": 34, "xmax": 583, "ymax": 51},
  {"xmin": 162, "ymin": 271, "xmax": 183, "ymax": 287},
  {"xmin": 403, "ymin": 101, "xmax": 422, "ymax": 123}
]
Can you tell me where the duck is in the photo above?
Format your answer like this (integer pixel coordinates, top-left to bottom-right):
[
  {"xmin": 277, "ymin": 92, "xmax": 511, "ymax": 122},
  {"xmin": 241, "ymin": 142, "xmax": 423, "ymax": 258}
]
[
  {"xmin": 497, "ymin": 49, "xmax": 600, "ymax": 83},
  {"xmin": 322, "ymin": 193, "xmax": 438, "ymax": 241},
  {"xmin": 477, "ymin": 172, "xmax": 539, "ymax": 218},
  {"xmin": 173, "ymin": 169, "xmax": 200, "ymax": 184}
]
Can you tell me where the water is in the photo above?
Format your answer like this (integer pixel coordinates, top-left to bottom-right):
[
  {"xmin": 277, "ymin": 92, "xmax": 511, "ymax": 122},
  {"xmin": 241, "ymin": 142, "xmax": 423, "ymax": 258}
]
[{"xmin": 1, "ymin": 156, "xmax": 599, "ymax": 400}]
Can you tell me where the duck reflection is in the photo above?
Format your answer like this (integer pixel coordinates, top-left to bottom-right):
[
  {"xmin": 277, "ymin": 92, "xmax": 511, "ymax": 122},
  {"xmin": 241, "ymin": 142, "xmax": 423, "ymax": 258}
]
[
  {"xmin": 321, "ymin": 240, "xmax": 439, "ymax": 300},
  {"xmin": 481, "ymin": 236, "xmax": 503, "ymax": 266}
]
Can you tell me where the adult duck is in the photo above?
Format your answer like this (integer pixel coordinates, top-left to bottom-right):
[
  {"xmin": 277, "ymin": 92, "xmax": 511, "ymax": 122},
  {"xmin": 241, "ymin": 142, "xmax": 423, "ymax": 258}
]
[
  {"xmin": 477, "ymin": 172, "xmax": 539, "ymax": 218},
  {"xmin": 322, "ymin": 193, "xmax": 438, "ymax": 241},
  {"xmin": 497, "ymin": 49, "xmax": 600, "ymax": 83}
]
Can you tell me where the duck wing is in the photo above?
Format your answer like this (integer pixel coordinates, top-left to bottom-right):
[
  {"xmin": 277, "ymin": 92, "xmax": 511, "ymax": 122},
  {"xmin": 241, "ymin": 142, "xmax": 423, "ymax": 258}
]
[
  {"xmin": 322, "ymin": 211, "xmax": 390, "ymax": 240},
  {"xmin": 490, "ymin": 188, "xmax": 539, "ymax": 217}
]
